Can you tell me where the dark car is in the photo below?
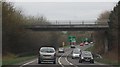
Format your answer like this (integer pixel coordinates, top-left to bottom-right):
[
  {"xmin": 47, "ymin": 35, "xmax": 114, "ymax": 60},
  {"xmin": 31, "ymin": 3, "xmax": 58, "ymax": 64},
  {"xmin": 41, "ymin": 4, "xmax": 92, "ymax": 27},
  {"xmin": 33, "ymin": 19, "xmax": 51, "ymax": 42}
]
[
  {"xmin": 79, "ymin": 51, "xmax": 94, "ymax": 63},
  {"xmin": 38, "ymin": 47, "xmax": 56, "ymax": 64},
  {"xmin": 80, "ymin": 43, "xmax": 84, "ymax": 46},
  {"xmin": 71, "ymin": 44, "xmax": 75, "ymax": 48}
]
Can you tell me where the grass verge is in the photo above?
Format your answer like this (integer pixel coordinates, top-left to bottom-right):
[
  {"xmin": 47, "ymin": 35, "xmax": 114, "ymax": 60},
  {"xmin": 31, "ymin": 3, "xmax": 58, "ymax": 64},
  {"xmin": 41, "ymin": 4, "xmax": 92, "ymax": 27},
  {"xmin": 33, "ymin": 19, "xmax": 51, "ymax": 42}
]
[
  {"xmin": 85, "ymin": 45, "xmax": 94, "ymax": 51},
  {"xmin": 2, "ymin": 55, "xmax": 36, "ymax": 65},
  {"xmin": 64, "ymin": 45, "xmax": 70, "ymax": 48},
  {"xmin": 95, "ymin": 58, "xmax": 118, "ymax": 65},
  {"xmin": 85, "ymin": 45, "xmax": 118, "ymax": 65},
  {"xmin": 0, "ymin": 58, "xmax": 2, "ymax": 66}
]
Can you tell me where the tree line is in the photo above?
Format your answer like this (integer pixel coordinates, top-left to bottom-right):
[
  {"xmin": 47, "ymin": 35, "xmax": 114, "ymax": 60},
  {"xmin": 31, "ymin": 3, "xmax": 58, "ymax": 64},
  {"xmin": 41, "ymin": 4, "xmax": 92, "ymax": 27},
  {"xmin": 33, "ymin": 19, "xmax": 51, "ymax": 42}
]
[
  {"xmin": 93, "ymin": 1, "xmax": 119, "ymax": 61},
  {"xmin": 2, "ymin": 2, "xmax": 65, "ymax": 56}
]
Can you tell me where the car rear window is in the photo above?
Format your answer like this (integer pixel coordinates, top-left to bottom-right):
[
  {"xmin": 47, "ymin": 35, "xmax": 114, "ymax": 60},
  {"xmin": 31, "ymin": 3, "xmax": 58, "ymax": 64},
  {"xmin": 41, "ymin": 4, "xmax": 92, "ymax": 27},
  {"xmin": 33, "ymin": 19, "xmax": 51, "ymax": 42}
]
[
  {"xmin": 82, "ymin": 53, "xmax": 91, "ymax": 56},
  {"xmin": 40, "ymin": 48, "xmax": 55, "ymax": 53},
  {"xmin": 73, "ymin": 50, "xmax": 80, "ymax": 54}
]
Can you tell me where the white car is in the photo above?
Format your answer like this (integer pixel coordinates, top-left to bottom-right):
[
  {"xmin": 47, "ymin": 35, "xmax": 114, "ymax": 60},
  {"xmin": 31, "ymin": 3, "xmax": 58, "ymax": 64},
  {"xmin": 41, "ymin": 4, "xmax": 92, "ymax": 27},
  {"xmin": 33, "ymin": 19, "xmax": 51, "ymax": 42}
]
[
  {"xmin": 38, "ymin": 47, "xmax": 56, "ymax": 64},
  {"xmin": 71, "ymin": 48, "xmax": 81, "ymax": 59},
  {"xmin": 90, "ymin": 42, "xmax": 93, "ymax": 44},
  {"xmin": 58, "ymin": 48, "xmax": 64, "ymax": 53},
  {"xmin": 84, "ymin": 42, "xmax": 89, "ymax": 45}
]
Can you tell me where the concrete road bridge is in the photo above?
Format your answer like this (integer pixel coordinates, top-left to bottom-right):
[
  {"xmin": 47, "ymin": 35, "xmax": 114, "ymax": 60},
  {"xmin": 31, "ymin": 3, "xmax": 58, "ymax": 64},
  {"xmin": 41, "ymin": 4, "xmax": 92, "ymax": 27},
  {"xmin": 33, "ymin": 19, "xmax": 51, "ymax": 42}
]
[{"xmin": 25, "ymin": 21, "xmax": 109, "ymax": 31}]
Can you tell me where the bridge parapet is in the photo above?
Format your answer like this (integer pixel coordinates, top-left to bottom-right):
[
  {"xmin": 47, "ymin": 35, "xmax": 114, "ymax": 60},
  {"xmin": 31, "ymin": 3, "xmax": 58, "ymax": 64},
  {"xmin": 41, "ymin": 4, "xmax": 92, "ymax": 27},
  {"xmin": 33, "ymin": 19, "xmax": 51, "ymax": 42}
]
[
  {"xmin": 24, "ymin": 20, "xmax": 109, "ymax": 31},
  {"xmin": 50, "ymin": 20, "xmax": 109, "ymax": 25}
]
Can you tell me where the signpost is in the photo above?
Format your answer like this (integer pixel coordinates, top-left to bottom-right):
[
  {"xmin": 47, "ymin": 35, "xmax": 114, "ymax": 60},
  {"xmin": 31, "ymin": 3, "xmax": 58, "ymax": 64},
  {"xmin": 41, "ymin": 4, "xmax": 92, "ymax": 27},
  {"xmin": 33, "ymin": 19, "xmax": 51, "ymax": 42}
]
[
  {"xmin": 80, "ymin": 37, "xmax": 91, "ymax": 43},
  {"xmin": 62, "ymin": 42, "xmax": 65, "ymax": 47}
]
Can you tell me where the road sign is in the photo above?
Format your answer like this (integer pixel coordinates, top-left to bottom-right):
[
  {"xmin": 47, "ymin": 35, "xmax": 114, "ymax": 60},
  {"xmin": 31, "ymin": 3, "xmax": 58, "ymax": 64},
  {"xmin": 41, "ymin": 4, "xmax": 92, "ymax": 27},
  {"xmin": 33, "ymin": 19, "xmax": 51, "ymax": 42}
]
[
  {"xmin": 80, "ymin": 37, "xmax": 91, "ymax": 42},
  {"xmin": 68, "ymin": 36, "xmax": 76, "ymax": 42}
]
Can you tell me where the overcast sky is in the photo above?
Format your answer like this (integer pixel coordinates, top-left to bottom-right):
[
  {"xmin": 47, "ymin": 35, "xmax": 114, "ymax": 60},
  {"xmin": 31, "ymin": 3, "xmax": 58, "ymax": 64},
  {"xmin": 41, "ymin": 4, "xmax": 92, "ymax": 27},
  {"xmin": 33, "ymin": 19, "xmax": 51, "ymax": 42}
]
[{"xmin": 14, "ymin": 2, "xmax": 117, "ymax": 22}]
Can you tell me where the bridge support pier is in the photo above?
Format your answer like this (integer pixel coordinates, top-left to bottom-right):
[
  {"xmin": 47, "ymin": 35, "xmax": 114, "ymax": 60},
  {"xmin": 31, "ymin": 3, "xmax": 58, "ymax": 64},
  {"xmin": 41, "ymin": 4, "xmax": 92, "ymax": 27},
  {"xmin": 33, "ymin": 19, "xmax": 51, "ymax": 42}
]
[
  {"xmin": 104, "ymin": 35, "xmax": 108, "ymax": 53},
  {"xmin": 104, "ymin": 31, "xmax": 109, "ymax": 53}
]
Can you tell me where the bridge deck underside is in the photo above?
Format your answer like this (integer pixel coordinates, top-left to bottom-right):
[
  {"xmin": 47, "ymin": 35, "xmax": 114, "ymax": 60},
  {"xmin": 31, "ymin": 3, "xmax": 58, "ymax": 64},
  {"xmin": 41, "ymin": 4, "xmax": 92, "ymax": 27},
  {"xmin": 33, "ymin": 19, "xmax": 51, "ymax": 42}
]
[{"xmin": 26, "ymin": 24, "xmax": 109, "ymax": 31}]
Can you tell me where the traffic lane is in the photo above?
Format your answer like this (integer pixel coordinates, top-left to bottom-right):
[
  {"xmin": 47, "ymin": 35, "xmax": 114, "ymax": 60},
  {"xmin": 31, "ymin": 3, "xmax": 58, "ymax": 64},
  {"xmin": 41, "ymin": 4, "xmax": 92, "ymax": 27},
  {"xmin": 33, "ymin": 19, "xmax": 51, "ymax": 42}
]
[
  {"xmin": 58, "ymin": 47, "xmax": 81, "ymax": 67},
  {"xmin": 21, "ymin": 56, "xmax": 61, "ymax": 65},
  {"xmin": 58, "ymin": 45, "xmax": 109, "ymax": 67},
  {"xmin": 18, "ymin": 57, "xmax": 61, "ymax": 67},
  {"xmin": 18, "ymin": 45, "xmax": 92, "ymax": 67},
  {"xmin": 57, "ymin": 45, "xmax": 88, "ymax": 66},
  {"xmin": 64, "ymin": 56, "xmax": 114, "ymax": 66},
  {"xmin": 67, "ymin": 54, "xmax": 99, "ymax": 65},
  {"xmin": 67, "ymin": 45, "xmax": 115, "ymax": 67},
  {"xmin": 19, "ymin": 45, "xmax": 92, "ymax": 66},
  {"xmin": 67, "ymin": 45, "xmax": 95, "ymax": 65},
  {"xmin": 4, "ymin": 45, "xmax": 113, "ymax": 67},
  {"xmin": 20, "ymin": 65, "xmax": 61, "ymax": 67},
  {"xmin": 18, "ymin": 47, "xmax": 71, "ymax": 66},
  {"xmin": 19, "ymin": 52, "xmax": 70, "ymax": 65},
  {"xmin": 58, "ymin": 49, "xmax": 73, "ymax": 65}
]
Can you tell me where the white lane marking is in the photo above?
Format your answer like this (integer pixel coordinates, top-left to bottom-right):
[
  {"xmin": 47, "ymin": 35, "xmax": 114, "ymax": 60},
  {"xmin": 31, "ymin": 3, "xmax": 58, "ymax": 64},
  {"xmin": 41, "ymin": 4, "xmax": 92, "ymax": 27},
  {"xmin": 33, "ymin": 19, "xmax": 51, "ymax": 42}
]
[
  {"xmin": 65, "ymin": 57, "xmax": 73, "ymax": 65},
  {"xmin": 58, "ymin": 56, "xmax": 62, "ymax": 64},
  {"xmin": 19, "ymin": 59, "xmax": 37, "ymax": 67},
  {"xmin": 58, "ymin": 46, "xmax": 78, "ymax": 67},
  {"xmin": 58, "ymin": 54, "xmax": 64, "ymax": 67},
  {"xmin": 65, "ymin": 50, "xmax": 78, "ymax": 67}
]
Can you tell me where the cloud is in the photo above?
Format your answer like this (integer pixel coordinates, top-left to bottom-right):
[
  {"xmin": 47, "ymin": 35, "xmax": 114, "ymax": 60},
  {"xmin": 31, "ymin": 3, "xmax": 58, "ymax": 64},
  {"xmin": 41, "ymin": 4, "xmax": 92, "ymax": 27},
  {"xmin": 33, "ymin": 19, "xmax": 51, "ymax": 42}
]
[{"xmin": 14, "ymin": 2, "xmax": 117, "ymax": 21}]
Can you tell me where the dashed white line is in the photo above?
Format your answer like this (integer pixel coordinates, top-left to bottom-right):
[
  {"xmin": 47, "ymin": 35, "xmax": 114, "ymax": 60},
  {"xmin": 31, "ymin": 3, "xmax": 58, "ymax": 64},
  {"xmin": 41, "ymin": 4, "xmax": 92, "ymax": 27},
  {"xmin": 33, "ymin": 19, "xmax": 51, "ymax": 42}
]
[{"xmin": 65, "ymin": 57, "xmax": 73, "ymax": 65}]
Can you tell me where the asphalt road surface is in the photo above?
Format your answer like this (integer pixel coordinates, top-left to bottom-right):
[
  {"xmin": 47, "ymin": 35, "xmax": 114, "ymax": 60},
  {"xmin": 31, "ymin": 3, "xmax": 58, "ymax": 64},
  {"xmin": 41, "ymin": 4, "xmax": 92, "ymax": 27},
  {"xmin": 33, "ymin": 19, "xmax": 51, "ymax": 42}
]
[{"xmin": 4, "ymin": 44, "xmax": 115, "ymax": 67}]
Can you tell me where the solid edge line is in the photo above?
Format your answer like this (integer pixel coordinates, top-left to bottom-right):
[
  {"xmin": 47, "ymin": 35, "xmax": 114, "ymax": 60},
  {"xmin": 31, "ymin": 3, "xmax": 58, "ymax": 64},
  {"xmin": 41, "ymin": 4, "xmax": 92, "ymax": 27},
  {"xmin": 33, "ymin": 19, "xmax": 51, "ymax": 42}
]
[
  {"xmin": 65, "ymin": 51, "xmax": 78, "ymax": 67},
  {"xmin": 58, "ymin": 54, "xmax": 64, "ymax": 67},
  {"xmin": 65, "ymin": 57, "xmax": 73, "ymax": 65},
  {"xmin": 19, "ymin": 59, "xmax": 37, "ymax": 67}
]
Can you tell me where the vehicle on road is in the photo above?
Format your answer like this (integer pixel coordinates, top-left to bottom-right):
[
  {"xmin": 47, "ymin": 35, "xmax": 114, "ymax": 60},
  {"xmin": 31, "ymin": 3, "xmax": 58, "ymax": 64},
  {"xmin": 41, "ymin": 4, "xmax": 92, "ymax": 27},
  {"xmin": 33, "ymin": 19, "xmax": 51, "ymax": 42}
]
[
  {"xmin": 71, "ymin": 44, "xmax": 75, "ymax": 48},
  {"xmin": 79, "ymin": 51, "xmax": 94, "ymax": 63},
  {"xmin": 90, "ymin": 41, "xmax": 93, "ymax": 44},
  {"xmin": 84, "ymin": 42, "xmax": 89, "ymax": 45},
  {"xmin": 71, "ymin": 48, "xmax": 81, "ymax": 59},
  {"xmin": 38, "ymin": 47, "xmax": 56, "ymax": 64},
  {"xmin": 80, "ymin": 43, "xmax": 84, "ymax": 46},
  {"xmin": 58, "ymin": 48, "xmax": 64, "ymax": 53}
]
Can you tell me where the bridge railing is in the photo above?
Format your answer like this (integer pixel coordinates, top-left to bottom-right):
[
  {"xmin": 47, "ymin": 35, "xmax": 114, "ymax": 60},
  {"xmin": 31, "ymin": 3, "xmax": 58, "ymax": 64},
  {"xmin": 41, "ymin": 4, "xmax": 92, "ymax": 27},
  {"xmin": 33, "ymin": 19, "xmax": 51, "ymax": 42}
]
[
  {"xmin": 27, "ymin": 23, "xmax": 109, "ymax": 29},
  {"xmin": 24, "ymin": 21, "xmax": 109, "ymax": 28},
  {"xmin": 49, "ymin": 21, "xmax": 108, "ymax": 25}
]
